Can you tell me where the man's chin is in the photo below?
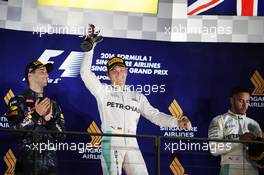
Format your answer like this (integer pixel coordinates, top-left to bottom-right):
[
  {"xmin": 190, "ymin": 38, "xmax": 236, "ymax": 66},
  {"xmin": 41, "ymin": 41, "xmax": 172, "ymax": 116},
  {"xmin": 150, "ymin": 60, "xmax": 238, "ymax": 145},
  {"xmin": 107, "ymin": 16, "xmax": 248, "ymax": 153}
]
[
  {"xmin": 43, "ymin": 82, "xmax": 48, "ymax": 87},
  {"xmin": 237, "ymin": 111, "xmax": 246, "ymax": 115},
  {"xmin": 115, "ymin": 80, "xmax": 126, "ymax": 86}
]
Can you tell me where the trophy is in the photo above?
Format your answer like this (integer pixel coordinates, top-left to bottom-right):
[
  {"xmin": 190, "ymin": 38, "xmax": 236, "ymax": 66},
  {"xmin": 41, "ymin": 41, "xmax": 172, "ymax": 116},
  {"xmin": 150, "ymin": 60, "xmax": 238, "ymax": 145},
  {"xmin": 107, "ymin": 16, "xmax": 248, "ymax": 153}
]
[{"xmin": 80, "ymin": 24, "xmax": 103, "ymax": 52}]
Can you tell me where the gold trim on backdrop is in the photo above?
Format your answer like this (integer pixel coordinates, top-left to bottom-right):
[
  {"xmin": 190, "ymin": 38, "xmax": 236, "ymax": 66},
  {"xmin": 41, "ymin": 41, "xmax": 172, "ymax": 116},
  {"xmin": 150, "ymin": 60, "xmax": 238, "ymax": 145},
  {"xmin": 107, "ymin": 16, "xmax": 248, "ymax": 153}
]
[
  {"xmin": 168, "ymin": 99, "xmax": 183, "ymax": 119},
  {"xmin": 4, "ymin": 89, "xmax": 15, "ymax": 105},
  {"xmin": 251, "ymin": 70, "xmax": 264, "ymax": 96},
  {"xmin": 4, "ymin": 149, "xmax": 16, "ymax": 175},
  {"xmin": 170, "ymin": 157, "xmax": 185, "ymax": 175}
]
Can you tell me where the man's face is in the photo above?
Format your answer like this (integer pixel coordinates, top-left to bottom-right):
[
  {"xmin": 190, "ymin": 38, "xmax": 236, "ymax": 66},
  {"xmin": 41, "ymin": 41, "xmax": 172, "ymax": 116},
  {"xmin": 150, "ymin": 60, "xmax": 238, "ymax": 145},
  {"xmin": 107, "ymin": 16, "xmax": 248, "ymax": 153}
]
[
  {"xmin": 29, "ymin": 67, "xmax": 49, "ymax": 87},
  {"xmin": 230, "ymin": 92, "xmax": 250, "ymax": 115},
  {"xmin": 107, "ymin": 65, "xmax": 127, "ymax": 86}
]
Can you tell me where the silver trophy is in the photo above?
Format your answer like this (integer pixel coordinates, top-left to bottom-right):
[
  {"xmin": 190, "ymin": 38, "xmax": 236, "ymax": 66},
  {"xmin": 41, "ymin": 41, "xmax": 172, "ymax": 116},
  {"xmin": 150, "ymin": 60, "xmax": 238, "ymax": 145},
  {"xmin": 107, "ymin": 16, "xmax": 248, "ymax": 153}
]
[{"xmin": 80, "ymin": 24, "xmax": 103, "ymax": 52}]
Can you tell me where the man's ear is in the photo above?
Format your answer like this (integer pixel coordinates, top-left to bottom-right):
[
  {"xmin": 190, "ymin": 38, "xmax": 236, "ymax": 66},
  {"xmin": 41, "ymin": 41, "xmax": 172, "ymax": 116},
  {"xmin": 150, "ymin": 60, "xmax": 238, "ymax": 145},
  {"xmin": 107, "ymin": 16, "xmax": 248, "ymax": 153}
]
[
  {"xmin": 28, "ymin": 73, "xmax": 32, "ymax": 81},
  {"xmin": 229, "ymin": 97, "xmax": 234, "ymax": 106}
]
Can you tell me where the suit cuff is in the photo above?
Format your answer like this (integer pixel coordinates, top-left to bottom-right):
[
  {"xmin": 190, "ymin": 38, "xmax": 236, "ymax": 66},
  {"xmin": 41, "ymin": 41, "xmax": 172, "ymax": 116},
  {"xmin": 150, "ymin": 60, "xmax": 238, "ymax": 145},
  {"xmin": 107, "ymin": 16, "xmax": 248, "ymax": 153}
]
[{"xmin": 29, "ymin": 111, "xmax": 42, "ymax": 123}]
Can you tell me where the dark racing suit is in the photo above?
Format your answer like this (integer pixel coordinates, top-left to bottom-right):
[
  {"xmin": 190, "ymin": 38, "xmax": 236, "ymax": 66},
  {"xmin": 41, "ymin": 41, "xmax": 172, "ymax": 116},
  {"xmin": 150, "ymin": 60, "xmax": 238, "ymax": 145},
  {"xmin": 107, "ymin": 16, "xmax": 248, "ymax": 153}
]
[{"xmin": 6, "ymin": 89, "xmax": 65, "ymax": 175}]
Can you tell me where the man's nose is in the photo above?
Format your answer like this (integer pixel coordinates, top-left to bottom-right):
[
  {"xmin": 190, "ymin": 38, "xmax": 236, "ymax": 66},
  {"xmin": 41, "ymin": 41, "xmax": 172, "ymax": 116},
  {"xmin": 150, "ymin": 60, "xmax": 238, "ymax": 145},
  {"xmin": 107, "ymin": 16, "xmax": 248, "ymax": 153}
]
[
  {"xmin": 116, "ymin": 69, "xmax": 122, "ymax": 74},
  {"xmin": 44, "ymin": 72, "xmax": 49, "ymax": 78}
]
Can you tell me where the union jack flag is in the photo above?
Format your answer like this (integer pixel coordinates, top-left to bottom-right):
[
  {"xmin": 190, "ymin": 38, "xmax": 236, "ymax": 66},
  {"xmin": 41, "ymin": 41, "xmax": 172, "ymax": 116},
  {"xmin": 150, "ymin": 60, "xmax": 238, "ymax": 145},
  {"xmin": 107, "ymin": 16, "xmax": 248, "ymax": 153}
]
[{"xmin": 188, "ymin": 0, "xmax": 264, "ymax": 16}]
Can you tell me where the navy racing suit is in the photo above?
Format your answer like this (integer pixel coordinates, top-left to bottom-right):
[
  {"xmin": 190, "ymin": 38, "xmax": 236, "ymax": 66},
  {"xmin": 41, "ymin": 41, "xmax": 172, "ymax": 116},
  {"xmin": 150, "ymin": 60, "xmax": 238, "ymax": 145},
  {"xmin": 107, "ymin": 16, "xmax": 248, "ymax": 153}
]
[{"xmin": 6, "ymin": 89, "xmax": 65, "ymax": 175}]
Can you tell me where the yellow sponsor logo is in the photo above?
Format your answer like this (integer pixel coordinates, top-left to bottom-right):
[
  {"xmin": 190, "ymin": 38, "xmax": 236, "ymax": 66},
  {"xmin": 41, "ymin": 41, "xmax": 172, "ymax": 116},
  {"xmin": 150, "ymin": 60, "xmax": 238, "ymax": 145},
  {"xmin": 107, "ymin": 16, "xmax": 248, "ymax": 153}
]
[
  {"xmin": 27, "ymin": 114, "xmax": 33, "ymax": 119},
  {"xmin": 60, "ymin": 114, "xmax": 64, "ymax": 119},
  {"xmin": 9, "ymin": 106, "xmax": 18, "ymax": 111},
  {"xmin": 33, "ymin": 60, "xmax": 43, "ymax": 66},
  {"xmin": 170, "ymin": 157, "xmax": 187, "ymax": 175},
  {"xmin": 87, "ymin": 121, "xmax": 102, "ymax": 145},
  {"xmin": 3, "ymin": 149, "xmax": 16, "ymax": 175},
  {"xmin": 38, "ymin": 0, "xmax": 158, "ymax": 14},
  {"xmin": 4, "ymin": 89, "xmax": 15, "ymax": 105},
  {"xmin": 251, "ymin": 70, "xmax": 264, "ymax": 96},
  {"xmin": 108, "ymin": 57, "xmax": 123, "ymax": 66},
  {"xmin": 168, "ymin": 99, "xmax": 184, "ymax": 119}
]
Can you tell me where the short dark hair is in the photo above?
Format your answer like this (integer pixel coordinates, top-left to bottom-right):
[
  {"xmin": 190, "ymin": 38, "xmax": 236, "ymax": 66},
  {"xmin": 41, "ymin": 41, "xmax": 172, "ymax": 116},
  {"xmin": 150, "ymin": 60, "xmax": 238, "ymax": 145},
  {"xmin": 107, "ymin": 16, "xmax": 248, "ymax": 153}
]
[{"xmin": 230, "ymin": 86, "xmax": 250, "ymax": 97}]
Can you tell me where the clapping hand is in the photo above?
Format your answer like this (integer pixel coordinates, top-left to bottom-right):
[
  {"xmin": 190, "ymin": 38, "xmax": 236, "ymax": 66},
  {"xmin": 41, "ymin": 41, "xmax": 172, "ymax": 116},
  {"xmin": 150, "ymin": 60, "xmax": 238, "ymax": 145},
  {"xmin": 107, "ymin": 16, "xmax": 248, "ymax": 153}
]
[{"xmin": 35, "ymin": 98, "xmax": 51, "ymax": 116}]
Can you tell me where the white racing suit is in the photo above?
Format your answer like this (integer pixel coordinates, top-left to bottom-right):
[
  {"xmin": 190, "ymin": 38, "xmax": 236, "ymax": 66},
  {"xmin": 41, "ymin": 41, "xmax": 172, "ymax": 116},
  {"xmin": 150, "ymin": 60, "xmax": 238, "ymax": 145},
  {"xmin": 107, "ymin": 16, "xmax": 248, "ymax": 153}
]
[
  {"xmin": 80, "ymin": 47, "xmax": 180, "ymax": 175},
  {"xmin": 208, "ymin": 110, "xmax": 262, "ymax": 175}
]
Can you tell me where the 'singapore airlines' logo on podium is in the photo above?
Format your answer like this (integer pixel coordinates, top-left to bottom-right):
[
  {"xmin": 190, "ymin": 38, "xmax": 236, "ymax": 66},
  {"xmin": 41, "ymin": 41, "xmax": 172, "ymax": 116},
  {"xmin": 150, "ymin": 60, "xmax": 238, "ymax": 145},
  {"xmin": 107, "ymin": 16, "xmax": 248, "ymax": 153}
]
[
  {"xmin": 250, "ymin": 70, "xmax": 264, "ymax": 108},
  {"xmin": 81, "ymin": 121, "xmax": 102, "ymax": 160},
  {"xmin": 170, "ymin": 157, "xmax": 188, "ymax": 175},
  {"xmin": 3, "ymin": 149, "xmax": 16, "ymax": 175},
  {"xmin": 169, "ymin": 99, "xmax": 184, "ymax": 119},
  {"xmin": 87, "ymin": 121, "xmax": 102, "ymax": 146},
  {"xmin": 251, "ymin": 70, "xmax": 264, "ymax": 96},
  {"xmin": 160, "ymin": 99, "xmax": 197, "ymax": 138}
]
